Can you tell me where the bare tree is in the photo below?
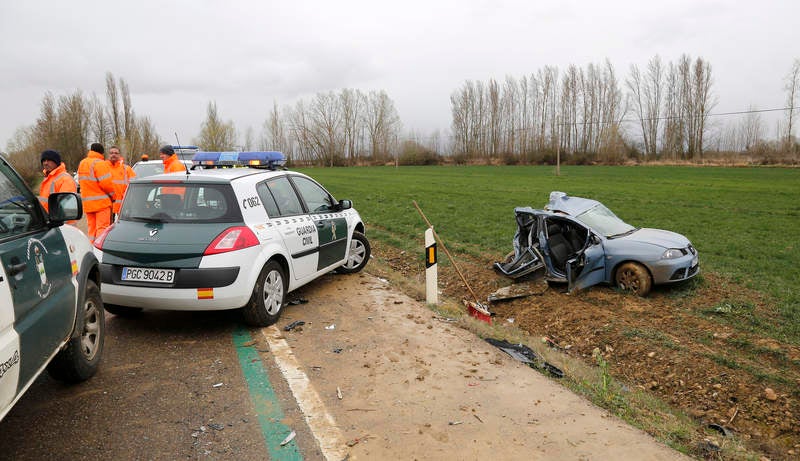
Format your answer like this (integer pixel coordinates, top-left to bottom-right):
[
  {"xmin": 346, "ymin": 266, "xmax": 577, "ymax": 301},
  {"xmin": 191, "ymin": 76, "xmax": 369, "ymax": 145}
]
[
  {"xmin": 363, "ymin": 90, "xmax": 401, "ymax": 162},
  {"xmin": 784, "ymin": 58, "xmax": 800, "ymax": 152},
  {"xmin": 105, "ymin": 72, "xmax": 121, "ymax": 144},
  {"xmin": 194, "ymin": 101, "xmax": 237, "ymax": 151},
  {"xmin": 340, "ymin": 88, "xmax": 365, "ymax": 165},
  {"xmin": 626, "ymin": 56, "xmax": 663, "ymax": 158}
]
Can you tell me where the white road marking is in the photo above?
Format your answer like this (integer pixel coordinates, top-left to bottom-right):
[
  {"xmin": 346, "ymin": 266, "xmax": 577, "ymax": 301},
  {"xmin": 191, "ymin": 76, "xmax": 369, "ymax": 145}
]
[{"xmin": 262, "ymin": 326, "xmax": 349, "ymax": 460}]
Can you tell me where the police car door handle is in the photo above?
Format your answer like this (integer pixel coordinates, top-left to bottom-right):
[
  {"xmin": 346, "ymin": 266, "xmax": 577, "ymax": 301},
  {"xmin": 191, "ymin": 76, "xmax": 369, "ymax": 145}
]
[{"xmin": 7, "ymin": 262, "xmax": 26, "ymax": 276}]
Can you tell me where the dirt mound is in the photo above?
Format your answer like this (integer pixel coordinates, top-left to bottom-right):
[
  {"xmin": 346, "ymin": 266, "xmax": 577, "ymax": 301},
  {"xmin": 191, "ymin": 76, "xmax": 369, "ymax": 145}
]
[{"xmin": 375, "ymin": 245, "xmax": 800, "ymax": 459}]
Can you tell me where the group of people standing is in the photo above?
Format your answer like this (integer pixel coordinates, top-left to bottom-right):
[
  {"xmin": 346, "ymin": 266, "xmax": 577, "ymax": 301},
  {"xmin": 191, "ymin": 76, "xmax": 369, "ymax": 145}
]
[{"xmin": 38, "ymin": 143, "xmax": 186, "ymax": 243}]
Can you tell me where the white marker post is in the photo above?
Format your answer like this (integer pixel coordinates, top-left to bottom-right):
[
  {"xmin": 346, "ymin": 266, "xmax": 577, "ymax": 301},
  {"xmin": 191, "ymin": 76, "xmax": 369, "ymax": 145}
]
[{"xmin": 425, "ymin": 227, "xmax": 438, "ymax": 305}]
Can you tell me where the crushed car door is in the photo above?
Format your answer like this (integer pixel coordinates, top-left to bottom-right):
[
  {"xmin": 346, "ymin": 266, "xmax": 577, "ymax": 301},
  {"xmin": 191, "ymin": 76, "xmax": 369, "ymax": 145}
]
[{"xmin": 566, "ymin": 232, "xmax": 606, "ymax": 293}]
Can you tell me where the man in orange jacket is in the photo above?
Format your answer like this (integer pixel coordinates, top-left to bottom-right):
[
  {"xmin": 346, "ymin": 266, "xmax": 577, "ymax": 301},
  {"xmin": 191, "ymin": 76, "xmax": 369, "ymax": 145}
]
[
  {"xmin": 107, "ymin": 145, "xmax": 136, "ymax": 219},
  {"xmin": 38, "ymin": 149, "xmax": 76, "ymax": 212},
  {"xmin": 78, "ymin": 143, "xmax": 115, "ymax": 243},
  {"xmin": 159, "ymin": 145, "xmax": 186, "ymax": 173}
]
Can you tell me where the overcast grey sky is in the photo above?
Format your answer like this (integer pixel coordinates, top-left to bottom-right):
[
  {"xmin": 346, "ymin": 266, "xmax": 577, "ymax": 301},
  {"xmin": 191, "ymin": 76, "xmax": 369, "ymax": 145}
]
[{"xmin": 1, "ymin": 0, "xmax": 798, "ymax": 150}]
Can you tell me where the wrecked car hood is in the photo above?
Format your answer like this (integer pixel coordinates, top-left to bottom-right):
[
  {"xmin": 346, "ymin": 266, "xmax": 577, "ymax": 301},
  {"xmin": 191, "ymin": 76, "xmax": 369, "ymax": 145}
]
[{"xmin": 613, "ymin": 228, "xmax": 690, "ymax": 248}]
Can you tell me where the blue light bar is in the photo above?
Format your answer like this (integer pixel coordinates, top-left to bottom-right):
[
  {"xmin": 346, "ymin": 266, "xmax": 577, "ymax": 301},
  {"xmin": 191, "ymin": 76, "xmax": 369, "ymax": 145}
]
[{"xmin": 191, "ymin": 151, "xmax": 286, "ymax": 169}]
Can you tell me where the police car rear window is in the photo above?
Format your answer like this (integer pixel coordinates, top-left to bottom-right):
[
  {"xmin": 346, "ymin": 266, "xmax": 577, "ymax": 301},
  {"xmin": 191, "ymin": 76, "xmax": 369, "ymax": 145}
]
[{"xmin": 120, "ymin": 183, "xmax": 242, "ymax": 223}]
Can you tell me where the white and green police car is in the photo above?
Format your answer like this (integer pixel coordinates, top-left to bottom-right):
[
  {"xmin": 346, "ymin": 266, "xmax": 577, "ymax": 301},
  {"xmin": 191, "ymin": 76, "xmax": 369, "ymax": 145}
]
[
  {"xmin": 93, "ymin": 151, "xmax": 370, "ymax": 326},
  {"xmin": 0, "ymin": 154, "xmax": 104, "ymax": 422}
]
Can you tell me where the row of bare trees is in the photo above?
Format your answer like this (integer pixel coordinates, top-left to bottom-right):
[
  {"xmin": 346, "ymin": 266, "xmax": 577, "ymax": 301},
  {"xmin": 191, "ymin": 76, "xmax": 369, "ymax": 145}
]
[
  {"xmin": 260, "ymin": 89, "xmax": 401, "ymax": 166},
  {"xmin": 5, "ymin": 72, "xmax": 160, "ymax": 182},
  {"xmin": 450, "ymin": 55, "xmax": 720, "ymax": 163}
]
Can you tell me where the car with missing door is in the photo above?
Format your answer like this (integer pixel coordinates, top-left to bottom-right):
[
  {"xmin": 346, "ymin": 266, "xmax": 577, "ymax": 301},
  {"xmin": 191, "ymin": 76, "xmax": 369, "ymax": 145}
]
[
  {"xmin": 0, "ymin": 154, "xmax": 104, "ymax": 422},
  {"xmin": 93, "ymin": 151, "xmax": 370, "ymax": 326},
  {"xmin": 494, "ymin": 191, "xmax": 698, "ymax": 296}
]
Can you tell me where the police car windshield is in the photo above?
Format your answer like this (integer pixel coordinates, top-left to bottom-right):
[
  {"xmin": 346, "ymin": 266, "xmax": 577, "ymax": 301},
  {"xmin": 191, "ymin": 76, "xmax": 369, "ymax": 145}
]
[{"xmin": 121, "ymin": 183, "xmax": 242, "ymax": 223}]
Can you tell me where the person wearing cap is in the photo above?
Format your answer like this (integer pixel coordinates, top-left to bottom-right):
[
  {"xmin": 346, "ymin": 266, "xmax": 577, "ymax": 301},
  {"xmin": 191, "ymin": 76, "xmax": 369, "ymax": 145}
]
[
  {"xmin": 159, "ymin": 145, "xmax": 186, "ymax": 173},
  {"xmin": 107, "ymin": 145, "xmax": 136, "ymax": 219},
  {"xmin": 77, "ymin": 142, "xmax": 115, "ymax": 243},
  {"xmin": 140, "ymin": 153, "xmax": 149, "ymax": 162},
  {"xmin": 38, "ymin": 149, "xmax": 76, "ymax": 212}
]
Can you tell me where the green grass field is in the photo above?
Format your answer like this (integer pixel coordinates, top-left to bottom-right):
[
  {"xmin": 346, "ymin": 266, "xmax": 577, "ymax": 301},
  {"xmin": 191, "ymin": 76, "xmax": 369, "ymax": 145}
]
[{"xmin": 297, "ymin": 165, "xmax": 800, "ymax": 342}]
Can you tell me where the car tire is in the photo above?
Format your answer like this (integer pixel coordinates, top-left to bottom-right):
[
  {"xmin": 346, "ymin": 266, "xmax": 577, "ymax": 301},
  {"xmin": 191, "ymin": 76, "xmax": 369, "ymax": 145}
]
[
  {"xmin": 104, "ymin": 304, "xmax": 143, "ymax": 317},
  {"xmin": 47, "ymin": 280, "xmax": 105, "ymax": 383},
  {"xmin": 615, "ymin": 262, "xmax": 652, "ymax": 296},
  {"xmin": 242, "ymin": 261, "xmax": 286, "ymax": 327},
  {"xmin": 337, "ymin": 231, "xmax": 371, "ymax": 274}
]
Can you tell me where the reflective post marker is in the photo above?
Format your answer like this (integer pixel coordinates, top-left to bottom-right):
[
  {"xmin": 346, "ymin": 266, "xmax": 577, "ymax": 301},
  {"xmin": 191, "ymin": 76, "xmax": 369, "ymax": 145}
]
[{"xmin": 425, "ymin": 227, "xmax": 438, "ymax": 305}]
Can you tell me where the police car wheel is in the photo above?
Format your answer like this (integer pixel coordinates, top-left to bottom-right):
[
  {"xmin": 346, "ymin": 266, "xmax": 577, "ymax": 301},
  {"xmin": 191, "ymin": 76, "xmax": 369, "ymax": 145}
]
[
  {"xmin": 47, "ymin": 280, "xmax": 105, "ymax": 383},
  {"xmin": 242, "ymin": 261, "xmax": 286, "ymax": 327},
  {"xmin": 337, "ymin": 231, "xmax": 371, "ymax": 274},
  {"xmin": 104, "ymin": 303, "xmax": 143, "ymax": 317}
]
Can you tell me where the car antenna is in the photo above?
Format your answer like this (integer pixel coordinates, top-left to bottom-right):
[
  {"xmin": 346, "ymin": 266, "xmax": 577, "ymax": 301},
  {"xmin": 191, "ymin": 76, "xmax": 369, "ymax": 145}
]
[{"xmin": 175, "ymin": 132, "xmax": 191, "ymax": 175}]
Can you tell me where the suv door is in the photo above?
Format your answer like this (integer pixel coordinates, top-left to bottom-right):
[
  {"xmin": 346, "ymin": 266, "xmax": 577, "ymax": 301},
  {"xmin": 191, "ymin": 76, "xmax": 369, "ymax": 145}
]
[{"xmin": 0, "ymin": 160, "xmax": 74, "ymax": 402}]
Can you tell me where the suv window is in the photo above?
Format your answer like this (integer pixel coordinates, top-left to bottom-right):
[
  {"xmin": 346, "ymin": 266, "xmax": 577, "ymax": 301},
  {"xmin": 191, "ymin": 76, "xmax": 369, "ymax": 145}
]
[
  {"xmin": 0, "ymin": 164, "xmax": 43, "ymax": 238},
  {"xmin": 290, "ymin": 176, "xmax": 335, "ymax": 213},
  {"xmin": 256, "ymin": 176, "xmax": 304, "ymax": 217},
  {"xmin": 120, "ymin": 183, "xmax": 241, "ymax": 223}
]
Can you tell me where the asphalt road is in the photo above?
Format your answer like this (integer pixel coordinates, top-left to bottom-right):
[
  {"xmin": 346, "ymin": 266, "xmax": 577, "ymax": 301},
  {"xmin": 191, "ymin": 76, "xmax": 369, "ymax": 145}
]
[{"xmin": 2, "ymin": 307, "xmax": 321, "ymax": 460}]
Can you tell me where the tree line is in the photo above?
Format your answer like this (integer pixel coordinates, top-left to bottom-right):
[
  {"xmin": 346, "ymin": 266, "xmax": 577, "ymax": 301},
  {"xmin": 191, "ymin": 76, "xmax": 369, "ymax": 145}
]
[
  {"xmin": 449, "ymin": 55, "xmax": 798, "ymax": 165},
  {"xmin": 4, "ymin": 56, "xmax": 799, "ymax": 183}
]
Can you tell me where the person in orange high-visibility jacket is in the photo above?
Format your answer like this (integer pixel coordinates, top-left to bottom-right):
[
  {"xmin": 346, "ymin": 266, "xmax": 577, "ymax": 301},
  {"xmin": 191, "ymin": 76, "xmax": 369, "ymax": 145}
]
[
  {"xmin": 159, "ymin": 145, "xmax": 186, "ymax": 173},
  {"xmin": 38, "ymin": 149, "xmax": 76, "ymax": 212},
  {"xmin": 78, "ymin": 143, "xmax": 115, "ymax": 243},
  {"xmin": 107, "ymin": 145, "xmax": 136, "ymax": 218},
  {"xmin": 158, "ymin": 145, "xmax": 186, "ymax": 198}
]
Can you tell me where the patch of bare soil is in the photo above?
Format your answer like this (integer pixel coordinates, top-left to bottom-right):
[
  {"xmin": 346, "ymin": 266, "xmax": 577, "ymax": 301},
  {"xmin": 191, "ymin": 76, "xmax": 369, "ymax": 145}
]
[{"xmin": 375, "ymin": 245, "xmax": 800, "ymax": 460}]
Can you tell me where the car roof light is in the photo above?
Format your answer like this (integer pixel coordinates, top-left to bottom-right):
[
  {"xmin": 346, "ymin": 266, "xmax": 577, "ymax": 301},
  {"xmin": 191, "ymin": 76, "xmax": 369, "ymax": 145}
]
[{"xmin": 191, "ymin": 151, "xmax": 286, "ymax": 170}]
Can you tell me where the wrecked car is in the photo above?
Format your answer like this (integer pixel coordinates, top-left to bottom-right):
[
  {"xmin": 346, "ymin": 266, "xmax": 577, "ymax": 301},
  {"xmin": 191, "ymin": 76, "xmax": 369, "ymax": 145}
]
[{"xmin": 494, "ymin": 191, "xmax": 698, "ymax": 296}]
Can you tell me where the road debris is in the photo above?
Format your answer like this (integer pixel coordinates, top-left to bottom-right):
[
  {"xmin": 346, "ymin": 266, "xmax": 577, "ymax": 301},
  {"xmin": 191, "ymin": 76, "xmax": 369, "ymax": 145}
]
[
  {"xmin": 708, "ymin": 423, "xmax": 732, "ymax": 437},
  {"xmin": 280, "ymin": 430, "xmax": 296, "ymax": 446},
  {"xmin": 487, "ymin": 282, "xmax": 545, "ymax": 303},
  {"xmin": 283, "ymin": 320, "xmax": 305, "ymax": 331},
  {"xmin": 485, "ymin": 338, "xmax": 564, "ymax": 378},
  {"xmin": 448, "ymin": 421, "xmax": 463, "ymax": 426},
  {"xmin": 337, "ymin": 387, "xmax": 343, "ymax": 399},
  {"xmin": 325, "ymin": 324, "xmax": 336, "ymax": 330},
  {"xmin": 212, "ymin": 382, "xmax": 223, "ymax": 388},
  {"xmin": 346, "ymin": 434, "xmax": 373, "ymax": 447},
  {"xmin": 287, "ymin": 298, "xmax": 309, "ymax": 305},
  {"xmin": 208, "ymin": 423, "xmax": 224, "ymax": 431},
  {"xmin": 464, "ymin": 299, "xmax": 493, "ymax": 324}
]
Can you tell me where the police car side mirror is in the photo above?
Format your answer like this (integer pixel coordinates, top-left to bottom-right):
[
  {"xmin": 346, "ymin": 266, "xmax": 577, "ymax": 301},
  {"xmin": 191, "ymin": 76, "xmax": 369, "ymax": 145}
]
[
  {"xmin": 48, "ymin": 192, "xmax": 83, "ymax": 225},
  {"xmin": 337, "ymin": 199, "xmax": 352, "ymax": 211}
]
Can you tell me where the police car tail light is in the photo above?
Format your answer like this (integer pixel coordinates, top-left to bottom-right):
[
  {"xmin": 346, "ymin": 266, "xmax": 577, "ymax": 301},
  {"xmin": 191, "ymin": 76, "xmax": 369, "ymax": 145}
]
[
  {"xmin": 93, "ymin": 224, "xmax": 114, "ymax": 249},
  {"xmin": 204, "ymin": 226, "xmax": 259, "ymax": 255}
]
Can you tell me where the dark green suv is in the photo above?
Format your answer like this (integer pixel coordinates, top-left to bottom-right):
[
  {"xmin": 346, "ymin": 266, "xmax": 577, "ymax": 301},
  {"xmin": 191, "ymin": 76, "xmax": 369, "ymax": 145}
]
[{"xmin": 0, "ymin": 154, "xmax": 104, "ymax": 421}]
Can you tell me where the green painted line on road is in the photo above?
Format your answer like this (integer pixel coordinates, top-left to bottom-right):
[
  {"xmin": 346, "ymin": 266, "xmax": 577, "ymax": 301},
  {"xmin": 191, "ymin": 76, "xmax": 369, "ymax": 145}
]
[{"xmin": 233, "ymin": 326, "xmax": 303, "ymax": 461}]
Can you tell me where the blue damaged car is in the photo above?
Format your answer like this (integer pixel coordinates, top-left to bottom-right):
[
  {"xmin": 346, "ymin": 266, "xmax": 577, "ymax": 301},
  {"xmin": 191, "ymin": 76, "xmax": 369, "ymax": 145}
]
[{"xmin": 494, "ymin": 191, "xmax": 699, "ymax": 296}]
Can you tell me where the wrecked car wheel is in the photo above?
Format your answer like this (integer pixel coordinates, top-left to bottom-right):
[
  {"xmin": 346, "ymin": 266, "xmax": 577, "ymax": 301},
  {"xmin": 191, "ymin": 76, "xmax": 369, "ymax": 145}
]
[
  {"xmin": 615, "ymin": 262, "xmax": 652, "ymax": 296},
  {"xmin": 243, "ymin": 261, "xmax": 286, "ymax": 327}
]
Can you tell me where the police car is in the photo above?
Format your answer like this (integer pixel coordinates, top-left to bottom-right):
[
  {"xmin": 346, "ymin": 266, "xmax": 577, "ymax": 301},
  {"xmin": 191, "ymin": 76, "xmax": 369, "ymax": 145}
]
[
  {"xmin": 93, "ymin": 151, "xmax": 370, "ymax": 326},
  {"xmin": 0, "ymin": 154, "xmax": 104, "ymax": 422}
]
